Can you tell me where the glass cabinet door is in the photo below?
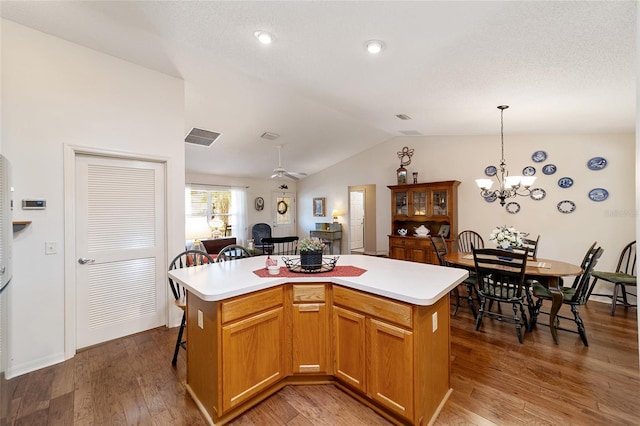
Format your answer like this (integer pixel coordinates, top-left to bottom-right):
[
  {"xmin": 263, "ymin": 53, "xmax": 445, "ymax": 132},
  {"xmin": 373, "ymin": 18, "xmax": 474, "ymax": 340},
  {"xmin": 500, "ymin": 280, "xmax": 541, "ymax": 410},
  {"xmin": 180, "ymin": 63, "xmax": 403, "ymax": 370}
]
[
  {"xmin": 432, "ymin": 190, "xmax": 448, "ymax": 216},
  {"xmin": 412, "ymin": 190, "xmax": 427, "ymax": 216},
  {"xmin": 394, "ymin": 192, "xmax": 408, "ymax": 216}
]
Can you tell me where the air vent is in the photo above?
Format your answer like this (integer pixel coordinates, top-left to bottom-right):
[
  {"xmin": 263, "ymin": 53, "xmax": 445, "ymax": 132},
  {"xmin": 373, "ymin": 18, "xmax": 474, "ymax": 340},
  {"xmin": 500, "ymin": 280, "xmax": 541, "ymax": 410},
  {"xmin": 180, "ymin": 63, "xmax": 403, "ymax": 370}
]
[
  {"xmin": 261, "ymin": 132, "xmax": 280, "ymax": 140},
  {"xmin": 395, "ymin": 114, "xmax": 412, "ymax": 120},
  {"xmin": 399, "ymin": 130, "xmax": 423, "ymax": 136},
  {"xmin": 185, "ymin": 128, "xmax": 222, "ymax": 147}
]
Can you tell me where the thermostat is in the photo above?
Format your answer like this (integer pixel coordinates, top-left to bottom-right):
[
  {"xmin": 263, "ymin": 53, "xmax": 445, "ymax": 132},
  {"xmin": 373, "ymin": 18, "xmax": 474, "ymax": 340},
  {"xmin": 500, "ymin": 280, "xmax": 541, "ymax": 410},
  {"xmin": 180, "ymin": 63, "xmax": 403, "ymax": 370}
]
[{"xmin": 22, "ymin": 199, "xmax": 46, "ymax": 210}]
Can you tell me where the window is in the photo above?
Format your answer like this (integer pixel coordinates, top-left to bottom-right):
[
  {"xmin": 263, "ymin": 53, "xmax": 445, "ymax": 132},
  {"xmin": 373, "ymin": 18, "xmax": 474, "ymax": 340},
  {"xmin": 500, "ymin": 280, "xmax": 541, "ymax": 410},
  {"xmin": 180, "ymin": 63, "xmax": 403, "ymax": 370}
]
[{"xmin": 185, "ymin": 185, "xmax": 247, "ymax": 244}]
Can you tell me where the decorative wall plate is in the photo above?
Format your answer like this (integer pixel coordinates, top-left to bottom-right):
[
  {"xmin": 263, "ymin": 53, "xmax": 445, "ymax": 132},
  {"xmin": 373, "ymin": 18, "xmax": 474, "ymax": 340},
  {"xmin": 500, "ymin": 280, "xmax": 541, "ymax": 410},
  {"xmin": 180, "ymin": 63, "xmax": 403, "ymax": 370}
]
[
  {"xmin": 557, "ymin": 200, "xmax": 576, "ymax": 214},
  {"xmin": 484, "ymin": 165, "xmax": 497, "ymax": 176},
  {"xmin": 587, "ymin": 157, "xmax": 607, "ymax": 170},
  {"xmin": 529, "ymin": 188, "xmax": 546, "ymax": 200},
  {"xmin": 522, "ymin": 166, "xmax": 536, "ymax": 176},
  {"xmin": 557, "ymin": 177, "xmax": 574, "ymax": 188},
  {"xmin": 542, "ymin": 164, "xmax": 557, "ymax": 175},
  {"xmin": 484, "ymin": 193, "xmax": 497, "ymax": 203},
  {"xmin": 588, "ymin": 188, "xmax": 609, "ymax": 202},
  {"xmin": 532, "ymin": 151, "xmax": 547, "ymax": 163},
  {"xmin": 505, "ymin": 202, "xmax": 521, "ymax": 214}
]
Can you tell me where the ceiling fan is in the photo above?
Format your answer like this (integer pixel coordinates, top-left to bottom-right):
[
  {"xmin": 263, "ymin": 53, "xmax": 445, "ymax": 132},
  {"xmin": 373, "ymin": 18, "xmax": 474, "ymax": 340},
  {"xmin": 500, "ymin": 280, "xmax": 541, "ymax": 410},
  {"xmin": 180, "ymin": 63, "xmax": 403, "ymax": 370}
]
[{"xmin": 271, "ymin": 145, "xmax": 307, "ymax": 181}]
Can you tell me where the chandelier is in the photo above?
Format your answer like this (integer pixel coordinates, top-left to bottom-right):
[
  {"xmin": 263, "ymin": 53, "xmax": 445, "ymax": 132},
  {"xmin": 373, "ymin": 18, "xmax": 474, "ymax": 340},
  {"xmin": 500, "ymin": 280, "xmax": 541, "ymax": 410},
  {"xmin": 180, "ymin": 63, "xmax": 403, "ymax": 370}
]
[{"xmin": 475, "ymin": 105, "xmax": 535, "ymax": 206}]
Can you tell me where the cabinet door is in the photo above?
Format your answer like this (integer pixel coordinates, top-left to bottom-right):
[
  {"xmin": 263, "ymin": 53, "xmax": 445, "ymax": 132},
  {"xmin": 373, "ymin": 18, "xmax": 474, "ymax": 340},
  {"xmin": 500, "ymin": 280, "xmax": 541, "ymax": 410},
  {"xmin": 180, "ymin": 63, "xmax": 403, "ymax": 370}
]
[
  {"xmin": 333, "ymin": 306, "xmax": 366, "ymax": 392},
  {"xmin": 431, "ymin": 188, "xmax": 449, "ymax": 216},
  {"xmin": 410, "ymin": 189, "xmax": 427, "ymax": 217},
  {"xmin": 369, "ymin": 319, "xmax": 414, "ymax": 419},
  {"xmin": 393, "ymin": 191, "xmax": 409, "ymax": 217},
  {"xmin": 292, "ymin": 303, "xmax": 329, "ymax": 374},
  {"xmin": 221, "ymin": 307, "xmax": 286, "ymax": 412},
  {"xmin": 389, "ymin": 237, "xmax": 408, "ymax": 261}
]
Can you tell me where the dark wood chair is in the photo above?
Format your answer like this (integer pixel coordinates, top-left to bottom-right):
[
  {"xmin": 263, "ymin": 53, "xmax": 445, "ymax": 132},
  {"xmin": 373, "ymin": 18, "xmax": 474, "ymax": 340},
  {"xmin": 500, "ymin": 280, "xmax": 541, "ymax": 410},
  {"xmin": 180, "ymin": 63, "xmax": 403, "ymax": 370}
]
[
  {"xmin": 252, "ymin": 223, "xmax": 273, "ymax": 254},
  {"xmin": 261, "ymin": 236, "xmax": 299, "ymax": 255},
  {"xmin": 456, "ymin": 230, "xmax": 484, "ymax": 252},
  {"xmin": 587, "ymin": 240, "xmax": 636, "ymax": 315},
  {"xmin": 512, "ymin": 235, "xmax": 540, "ymax": 259},
  {"xmin": 530, "ymin": 242, "xmax": 603, "ymax": 346},
  {"xmin": 168, "ymin": 249, "xmax": 215, "ymax": 366},
  {"xmin": 216, "ymin": 244, "xmax": 252, "ymax": 262},
  {"xmin": 430, "ymin": 236, "xmax": 478, "ymax": 318},
  {"xmin": 472, "ymin": 244, "xmax": 529, "ymax": 343}
]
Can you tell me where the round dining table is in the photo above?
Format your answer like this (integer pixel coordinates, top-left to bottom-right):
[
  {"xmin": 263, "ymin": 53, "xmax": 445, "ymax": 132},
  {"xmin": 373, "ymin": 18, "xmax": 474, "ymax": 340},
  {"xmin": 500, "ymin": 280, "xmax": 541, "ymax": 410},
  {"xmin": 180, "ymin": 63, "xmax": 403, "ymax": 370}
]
[{"xmin": 443, "ymin": 252, "xmax": 583, "ymax": 344}]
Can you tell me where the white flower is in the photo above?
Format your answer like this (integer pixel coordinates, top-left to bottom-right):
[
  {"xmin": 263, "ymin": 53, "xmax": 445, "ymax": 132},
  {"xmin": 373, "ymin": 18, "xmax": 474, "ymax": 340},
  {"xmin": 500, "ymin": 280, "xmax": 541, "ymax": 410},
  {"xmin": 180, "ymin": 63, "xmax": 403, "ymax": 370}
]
[{"xmin": 489, "ymin": 225, "xmax": 523, "ymax": 249}]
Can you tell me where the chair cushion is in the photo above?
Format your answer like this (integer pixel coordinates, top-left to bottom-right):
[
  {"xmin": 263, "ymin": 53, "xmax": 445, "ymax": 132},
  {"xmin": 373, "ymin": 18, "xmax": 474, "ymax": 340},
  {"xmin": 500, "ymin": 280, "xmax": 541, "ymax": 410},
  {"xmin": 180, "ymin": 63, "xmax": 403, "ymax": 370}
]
[
  {"xmin": 592, "ymin": 271, "xmax": 637, "ymax": 285},
  {"xmin": 531, "ymin": 283, "xmax": 576, "ymax": 302}
]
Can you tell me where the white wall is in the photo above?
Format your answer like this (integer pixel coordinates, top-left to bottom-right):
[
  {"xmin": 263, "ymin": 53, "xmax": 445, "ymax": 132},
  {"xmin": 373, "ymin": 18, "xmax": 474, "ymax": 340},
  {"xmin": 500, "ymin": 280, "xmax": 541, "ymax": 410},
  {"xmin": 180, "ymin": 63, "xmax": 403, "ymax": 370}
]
[
  {"xmin": 298, "ymin": 133, "xmax": 636, "ymax": 293},
  {"xmin": 1, "ymin": 20, "xmax": 185, "ymax": 377},
  {"xmin": 186, "ymin": 172, "xmax": 298, "ymax": 242}
]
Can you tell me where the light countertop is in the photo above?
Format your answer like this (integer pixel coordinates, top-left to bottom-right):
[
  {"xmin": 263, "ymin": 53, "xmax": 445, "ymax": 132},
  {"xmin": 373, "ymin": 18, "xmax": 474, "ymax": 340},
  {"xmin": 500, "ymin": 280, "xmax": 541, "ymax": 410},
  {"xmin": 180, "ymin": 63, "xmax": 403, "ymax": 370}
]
[{"xmin": 168, "ymin": 255, "xmax": 468, "ymax": 306}]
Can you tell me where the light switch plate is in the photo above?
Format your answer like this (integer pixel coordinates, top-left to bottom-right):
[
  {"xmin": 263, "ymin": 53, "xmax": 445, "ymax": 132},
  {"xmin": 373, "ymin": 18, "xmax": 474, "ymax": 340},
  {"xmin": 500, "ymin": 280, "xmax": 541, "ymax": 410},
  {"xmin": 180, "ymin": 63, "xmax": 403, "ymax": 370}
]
[
  {"xmin": 197, "ymin": 310, "xmax": 204, "ymax": 329},
  {"xmin": 432, "ymin": 312, "xmax": 438, "ymax": 332}
]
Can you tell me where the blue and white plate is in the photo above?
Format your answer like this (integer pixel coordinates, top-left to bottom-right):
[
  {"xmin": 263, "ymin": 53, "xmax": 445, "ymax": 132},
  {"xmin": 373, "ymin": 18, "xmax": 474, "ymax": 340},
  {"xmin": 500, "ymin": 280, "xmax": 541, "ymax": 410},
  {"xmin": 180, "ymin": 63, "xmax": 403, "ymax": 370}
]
[
  {"xmin": 588, "ymin": 188, "xmax": 609, "ymax": 202},
  {"xmin": 558, "ymin": 177, "xmax": 574, "ymax": 188},
  {"xmin": 557, "ymin": 200, "xmax": 576, "ymax": 214},
  {"xmin": 542, "ymin": 164, "xmax": 557, "ymax": 175},
  {"xmin": 522, "ymin": 166, "xmax": 536, "ymax": 176},
  {"xmin": 529, "ymin": 188, "xmax": 546, "ymax": 201},
  {"xmin": 532, "ymin": 151, "xmax": 547, "ymax": 163},
  {"xmin": 587, "ymin": 157, "xmax": 607, "ymax": 170},
  {"xmin": 505, "ymin": 202, "xmax": 521, "ymax": 214},
  {"xmin": 484, "ymin": 193, "xmax": 497, "ymax": 203},
  {"xmin": 484, "ymin": 165, "xmax": 497, "ymax": 176}
]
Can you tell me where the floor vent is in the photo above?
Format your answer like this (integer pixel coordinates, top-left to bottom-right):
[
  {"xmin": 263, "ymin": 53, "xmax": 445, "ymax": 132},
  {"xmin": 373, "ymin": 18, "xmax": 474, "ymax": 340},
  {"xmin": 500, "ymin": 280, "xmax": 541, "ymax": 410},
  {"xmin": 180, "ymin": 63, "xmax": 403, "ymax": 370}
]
[{"xmin": 185, "ymin": 128, "xmax": 222, "ymax": 147}]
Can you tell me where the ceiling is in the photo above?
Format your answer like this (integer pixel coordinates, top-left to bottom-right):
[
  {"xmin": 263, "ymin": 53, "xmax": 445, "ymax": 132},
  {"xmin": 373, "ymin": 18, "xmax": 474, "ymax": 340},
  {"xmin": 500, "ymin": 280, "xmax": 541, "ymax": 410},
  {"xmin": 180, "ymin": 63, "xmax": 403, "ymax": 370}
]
[{"xmin": 1, "ymin": 1, "xmax": 636, "ymax": 180}]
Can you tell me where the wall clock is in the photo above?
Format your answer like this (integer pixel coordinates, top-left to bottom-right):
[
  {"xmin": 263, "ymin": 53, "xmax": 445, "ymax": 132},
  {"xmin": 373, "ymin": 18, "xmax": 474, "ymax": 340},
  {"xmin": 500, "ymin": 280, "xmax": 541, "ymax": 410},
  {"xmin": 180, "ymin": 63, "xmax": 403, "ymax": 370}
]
[{"xmin": 255, "ymin": 197, "xmax": 264, "ymax": 211}]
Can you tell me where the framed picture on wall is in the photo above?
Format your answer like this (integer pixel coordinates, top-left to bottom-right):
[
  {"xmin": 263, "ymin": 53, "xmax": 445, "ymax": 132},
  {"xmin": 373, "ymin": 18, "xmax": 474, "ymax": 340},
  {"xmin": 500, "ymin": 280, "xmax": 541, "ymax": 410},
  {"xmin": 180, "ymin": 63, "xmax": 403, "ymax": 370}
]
[{"xmin": 313, "ymin": 197, "xmax": 326, "ymax": 217}]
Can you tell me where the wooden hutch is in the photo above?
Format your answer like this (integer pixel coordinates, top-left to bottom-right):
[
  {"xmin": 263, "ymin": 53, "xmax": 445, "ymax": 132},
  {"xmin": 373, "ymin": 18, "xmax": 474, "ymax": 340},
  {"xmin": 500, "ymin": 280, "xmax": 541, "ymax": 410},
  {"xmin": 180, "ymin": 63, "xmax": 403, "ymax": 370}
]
[{"xmin": 388, "ymin": 180, "xmax": 460, "ymax": 265}]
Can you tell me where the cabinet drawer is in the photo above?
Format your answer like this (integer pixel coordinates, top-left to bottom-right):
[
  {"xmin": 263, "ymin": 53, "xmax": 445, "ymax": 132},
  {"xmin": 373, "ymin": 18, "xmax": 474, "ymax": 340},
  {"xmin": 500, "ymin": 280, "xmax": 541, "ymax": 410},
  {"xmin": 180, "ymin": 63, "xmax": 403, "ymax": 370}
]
[
  {"xmin": 292, "ymin": 284, "xmax": 326, "ymax": 303},
  {"xmin": 333, "ymin": 286, "xmax": 412, "ymax": 328},
  {"xmin": 221, "ymin": 287, "xmax": 283, "ymax": 324}
]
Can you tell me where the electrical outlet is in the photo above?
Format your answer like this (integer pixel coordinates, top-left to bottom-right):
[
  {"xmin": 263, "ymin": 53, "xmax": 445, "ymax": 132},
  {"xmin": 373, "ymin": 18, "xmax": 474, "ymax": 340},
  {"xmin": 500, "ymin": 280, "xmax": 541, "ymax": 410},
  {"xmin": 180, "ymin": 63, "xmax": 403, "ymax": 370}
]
[
  {"xmin": 432, "ymin": 312, "xmax": 438, "ymax": 332},
  {"xmin": 45, "ymin": 242, "xmax": 57, "ymax": 255},
  {"xmin": 197, "ymin": 310, "xmax": 204, "ymax": 329}
]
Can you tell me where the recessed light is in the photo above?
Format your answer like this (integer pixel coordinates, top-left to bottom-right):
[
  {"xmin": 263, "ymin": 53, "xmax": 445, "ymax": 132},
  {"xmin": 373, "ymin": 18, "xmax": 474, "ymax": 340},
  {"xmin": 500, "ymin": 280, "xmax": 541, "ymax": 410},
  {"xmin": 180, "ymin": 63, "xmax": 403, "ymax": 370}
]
[
  {"xmin": 365, "ymin": 40, "xmax": 384, "ymax": 54},
  {"xmin": 254, "ymin": 30, "xmax": 273, "ymax": 45}
]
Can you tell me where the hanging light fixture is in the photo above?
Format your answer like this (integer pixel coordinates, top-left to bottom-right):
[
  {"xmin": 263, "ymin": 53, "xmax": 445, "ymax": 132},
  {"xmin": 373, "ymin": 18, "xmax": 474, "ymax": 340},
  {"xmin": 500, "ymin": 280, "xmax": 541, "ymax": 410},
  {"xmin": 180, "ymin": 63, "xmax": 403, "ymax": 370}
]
[{"xmin": 475, "ymin": 105, "xmax": 536, "ymax": 206}]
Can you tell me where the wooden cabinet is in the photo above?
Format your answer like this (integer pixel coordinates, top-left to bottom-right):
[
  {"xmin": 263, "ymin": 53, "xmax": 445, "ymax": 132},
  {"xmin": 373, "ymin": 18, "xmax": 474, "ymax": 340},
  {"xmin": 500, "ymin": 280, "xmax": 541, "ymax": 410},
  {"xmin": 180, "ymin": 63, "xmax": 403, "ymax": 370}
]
[
  {"xmin": 187, "ymin": 287, "xmax": 288, "ymax": 416},
  {"xmin": 291, "ymin": 284, "xmax": 330, "ymax": 374},
  {"xmin": 388, "ymin": 180, "xmax": 460, "ymax": 264},
  {"xmin": 332, "ymin": 286, "xmax": 416, "ymax": 420}
]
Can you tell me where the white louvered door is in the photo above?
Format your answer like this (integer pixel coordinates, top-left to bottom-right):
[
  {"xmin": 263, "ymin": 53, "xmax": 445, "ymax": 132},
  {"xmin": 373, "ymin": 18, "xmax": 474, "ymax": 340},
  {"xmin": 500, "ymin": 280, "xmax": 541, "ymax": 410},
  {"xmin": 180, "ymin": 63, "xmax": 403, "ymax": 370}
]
[{"xmin": 75, "ymin": 155, "xmax": 165, "ymax": 349}]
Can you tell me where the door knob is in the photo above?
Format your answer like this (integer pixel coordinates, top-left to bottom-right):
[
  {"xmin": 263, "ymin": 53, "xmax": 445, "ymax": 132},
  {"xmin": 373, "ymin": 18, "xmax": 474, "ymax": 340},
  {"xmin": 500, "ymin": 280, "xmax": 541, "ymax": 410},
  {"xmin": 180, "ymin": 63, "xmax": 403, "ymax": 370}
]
[{"xmin": 77, "ymin": 257, "xmax": 95, "ymax": 265}]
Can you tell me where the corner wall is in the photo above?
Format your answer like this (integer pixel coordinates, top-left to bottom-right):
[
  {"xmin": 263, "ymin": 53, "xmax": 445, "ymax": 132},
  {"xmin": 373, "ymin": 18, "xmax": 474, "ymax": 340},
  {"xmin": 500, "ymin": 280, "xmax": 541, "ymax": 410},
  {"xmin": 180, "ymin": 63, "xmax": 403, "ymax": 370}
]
[{"xmin": 1, "ymin": 20, "xmax": 185, "ymax": 377}]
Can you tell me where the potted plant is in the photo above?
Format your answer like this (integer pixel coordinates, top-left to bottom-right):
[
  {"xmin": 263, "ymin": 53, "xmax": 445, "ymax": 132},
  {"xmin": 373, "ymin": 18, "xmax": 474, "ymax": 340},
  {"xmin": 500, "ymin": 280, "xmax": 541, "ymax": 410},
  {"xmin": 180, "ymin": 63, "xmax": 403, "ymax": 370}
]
[
  {"xmin": 298, "ymin": 237, "xmax": 326, "ymax": 270},
  {"xmin": 489, "ymin": 225, "xmax": 523, "ymax": 260}
]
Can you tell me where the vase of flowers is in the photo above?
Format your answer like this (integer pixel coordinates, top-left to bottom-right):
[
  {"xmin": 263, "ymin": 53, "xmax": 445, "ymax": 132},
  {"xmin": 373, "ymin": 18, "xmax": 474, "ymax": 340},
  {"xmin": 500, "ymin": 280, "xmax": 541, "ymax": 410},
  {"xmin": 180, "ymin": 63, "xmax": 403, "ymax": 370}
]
[
  {"xmin": 298, "ymin": 237, "xmax": 326, "ymax": 270},
  {"xmin": 489, "ymin": 225, "xmax": 523, "ymax": 260}
]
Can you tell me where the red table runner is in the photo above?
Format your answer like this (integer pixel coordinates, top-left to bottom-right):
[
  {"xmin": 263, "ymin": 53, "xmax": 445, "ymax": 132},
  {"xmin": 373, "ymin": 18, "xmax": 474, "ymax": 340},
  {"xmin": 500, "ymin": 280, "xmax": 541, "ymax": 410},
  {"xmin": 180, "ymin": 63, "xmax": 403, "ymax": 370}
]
[{"xmin": 253, "ymin": 265, "xmax": 367, "ymax": 278}]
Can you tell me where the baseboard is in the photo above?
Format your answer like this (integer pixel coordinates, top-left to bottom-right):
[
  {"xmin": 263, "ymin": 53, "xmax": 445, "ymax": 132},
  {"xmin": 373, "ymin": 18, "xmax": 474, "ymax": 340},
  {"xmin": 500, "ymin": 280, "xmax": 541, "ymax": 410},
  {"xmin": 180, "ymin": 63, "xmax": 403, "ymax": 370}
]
[{"xmin": 7, "ymin": 352, "xmax": 66, "ymax": 379}]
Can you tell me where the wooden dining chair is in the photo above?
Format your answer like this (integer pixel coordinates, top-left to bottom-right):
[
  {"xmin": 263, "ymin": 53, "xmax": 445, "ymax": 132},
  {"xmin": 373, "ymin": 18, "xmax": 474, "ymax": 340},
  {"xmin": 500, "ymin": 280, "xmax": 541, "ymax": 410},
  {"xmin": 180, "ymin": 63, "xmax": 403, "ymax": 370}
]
[
  {"xmin": 431, "ymin": 236, "xmax": 479, "ymax": 318},
  {"xmin": 216, "ymin": 244, "xmax": 252, "ymax": 262},
  {"xmin": 512, "ymin": 235, "xmax": 540, "ymax": 259},
  {"xmin": 261, "ymin": 236, "xmax": 299, "ymax": 255},
  {"xmin": 168, "ymin": 249, "xmax": 215, "ymax": 366},
  {"xmin": 456, "ymin": 230, "xmax": 484, "ymax": 252},
  {"xmin": 430, "ymin": 236, "xmax": 461, "ymax": 315},
  {"xmin": 530, "ymin": 243, "xmax": 603, "ymax": 346},
  {"xmin": 472, "ymin": 244, "xmax": 529, "ymax": 343},
  {"xmin": 587, "ymin": 240, "xmax": 636, "ymax": 315}
]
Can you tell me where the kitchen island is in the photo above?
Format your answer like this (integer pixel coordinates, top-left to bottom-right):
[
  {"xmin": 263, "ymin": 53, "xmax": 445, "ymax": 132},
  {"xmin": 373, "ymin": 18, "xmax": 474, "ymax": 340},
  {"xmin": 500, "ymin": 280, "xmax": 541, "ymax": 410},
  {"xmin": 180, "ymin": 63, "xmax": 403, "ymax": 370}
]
[{"xmin": 168, "ymin": 255, "xmax": 468, "ymax": 425}]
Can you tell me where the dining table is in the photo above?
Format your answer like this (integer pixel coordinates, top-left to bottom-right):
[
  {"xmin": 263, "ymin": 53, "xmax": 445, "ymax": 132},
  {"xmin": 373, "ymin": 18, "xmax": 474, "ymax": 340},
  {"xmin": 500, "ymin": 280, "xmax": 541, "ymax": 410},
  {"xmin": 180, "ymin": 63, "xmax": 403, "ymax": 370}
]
[{"xmin": 443, "ymin": 251, "xmax": 583, "ymax": 344}]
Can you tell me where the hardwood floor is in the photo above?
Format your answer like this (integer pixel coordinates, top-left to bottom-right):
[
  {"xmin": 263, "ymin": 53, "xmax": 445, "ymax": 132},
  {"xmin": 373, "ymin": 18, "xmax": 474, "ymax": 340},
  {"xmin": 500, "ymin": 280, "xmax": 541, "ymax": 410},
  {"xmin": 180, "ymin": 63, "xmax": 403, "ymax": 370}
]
[{"xmin": 5, "ymin": 299, "xmax": 639, "ymax": 425}]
